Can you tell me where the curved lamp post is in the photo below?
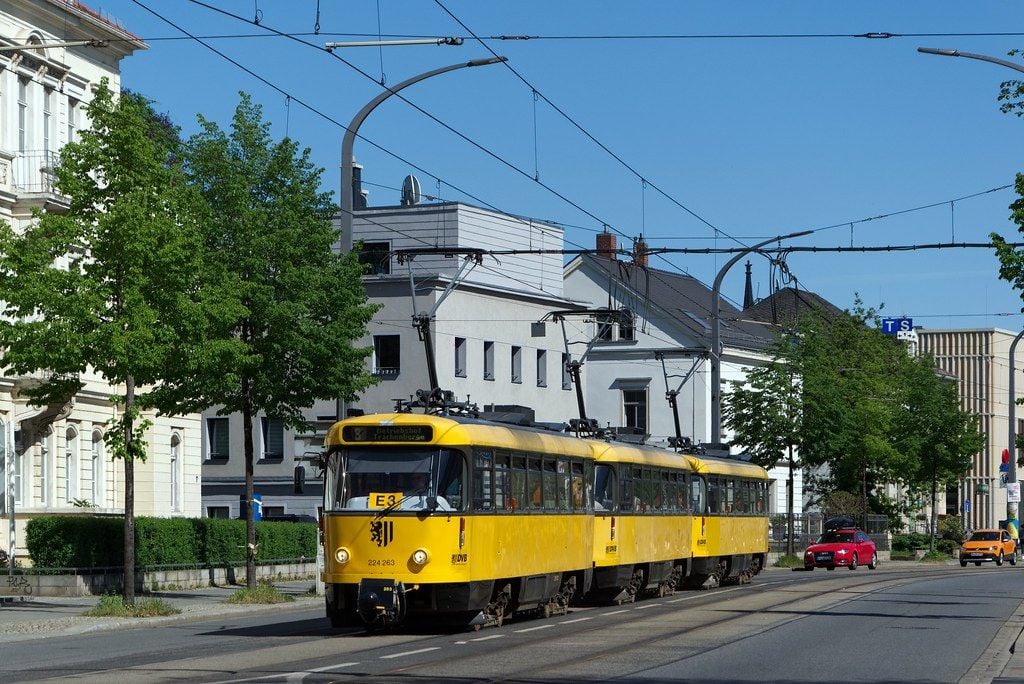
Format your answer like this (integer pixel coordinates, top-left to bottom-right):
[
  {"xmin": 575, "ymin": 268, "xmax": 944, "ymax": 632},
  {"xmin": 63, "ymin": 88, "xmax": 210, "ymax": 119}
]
[
  {"xmin": 339, "ymin": 56, "xmax": 507, "ymax": 252},
  {"xmin": 920, "ymin": 45, "xmax": 1024, "ymax": 534},
  {"xmin": 709, "ymin": 230, "xmax": 812, "ymax": 447}
]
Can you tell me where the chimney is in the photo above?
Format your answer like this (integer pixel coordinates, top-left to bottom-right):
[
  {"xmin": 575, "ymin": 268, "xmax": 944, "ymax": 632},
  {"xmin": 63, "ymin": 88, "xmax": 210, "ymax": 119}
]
[
  {"xmin": 351, "ymin": 161, "xmax": 368, "ymax": 210},
  {"xmin": 633, "ymin": 235, "xmax": 648, "ymax": 267},
  {"xmin": 596, "ymin": 227, "xmax": 617, "ymax": 260},
  {"xmin": 743, "ymin": 260, "xmax": 754, "ymax": 309}
]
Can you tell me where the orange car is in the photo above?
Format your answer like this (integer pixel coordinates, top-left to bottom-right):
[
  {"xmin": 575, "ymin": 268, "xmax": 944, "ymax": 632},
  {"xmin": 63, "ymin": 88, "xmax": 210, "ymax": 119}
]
[{"xmin": 959, "ymin": 529, "xmax": 1017, "ymax": 567}]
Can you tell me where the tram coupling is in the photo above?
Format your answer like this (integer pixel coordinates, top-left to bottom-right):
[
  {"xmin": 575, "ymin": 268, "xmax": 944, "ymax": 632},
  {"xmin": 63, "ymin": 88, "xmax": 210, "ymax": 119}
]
[{"xmin": 356, "ymin": 578, "xmax": 407, "ymax": 629}]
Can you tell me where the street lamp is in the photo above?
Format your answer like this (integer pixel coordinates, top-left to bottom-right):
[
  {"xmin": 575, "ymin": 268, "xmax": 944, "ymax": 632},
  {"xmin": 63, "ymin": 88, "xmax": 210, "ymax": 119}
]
[
  {"xmin": 709, "ymin": 230, "xmax": 812, "ymax": 447},
  {"xmin": 334, "ymin": 56, "xmax": 506, "ymax": 423},
  {"xmin": 338, "ymin": 56, "xmax": 507, "ymax": 252},
  {"xmin": 919, "ymin": 45, "xmax": 1024, "ymax": 535},
  {"xmin": 917, "ymin": 47, "xmax": 1024, "ymax": 76}
]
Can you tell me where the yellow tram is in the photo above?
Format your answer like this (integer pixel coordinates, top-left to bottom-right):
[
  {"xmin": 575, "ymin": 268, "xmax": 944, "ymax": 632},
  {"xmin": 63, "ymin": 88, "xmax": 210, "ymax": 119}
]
[
  {"xmin": 684, "ymin": 453, "xmax": 770, "ymax": 587},
  {"xmin": 590, "ymin": 441, "xmax": 694, "ymax": 602},
  {"xmin": 321, "ymin": 412, "xmax": 596, "ymax": 629}
]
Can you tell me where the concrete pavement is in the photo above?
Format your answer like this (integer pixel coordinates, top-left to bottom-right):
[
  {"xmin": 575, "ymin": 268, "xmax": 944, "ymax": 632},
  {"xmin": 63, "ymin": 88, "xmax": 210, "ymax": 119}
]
[{"xmin": 0, "ymin": 579, "xmax": 321, "ymax": 644}]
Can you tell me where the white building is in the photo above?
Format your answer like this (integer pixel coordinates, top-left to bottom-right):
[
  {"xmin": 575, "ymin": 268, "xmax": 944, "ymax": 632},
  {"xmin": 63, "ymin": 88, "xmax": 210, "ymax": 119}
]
[
  {"xmin": 1, "ymin": 1, "xmax": 202, "ymax": 561},
  {"xmin": 201, "ymin": 199, "xmax": 587, "ymax": 519}
]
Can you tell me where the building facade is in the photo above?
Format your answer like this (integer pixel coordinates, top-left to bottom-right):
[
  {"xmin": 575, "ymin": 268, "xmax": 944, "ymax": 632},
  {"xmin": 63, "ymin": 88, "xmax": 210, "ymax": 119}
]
[
  {"xmin": 200, "ymin": 200, "xmax": 586, "ymax": 519},
  {"xmin": 917, "ymin": 327, "xmax": 1024, "ymax": 530},
  {"xmin": 1, "ymin": 1, "xmax": 202, "ymax": 561}
]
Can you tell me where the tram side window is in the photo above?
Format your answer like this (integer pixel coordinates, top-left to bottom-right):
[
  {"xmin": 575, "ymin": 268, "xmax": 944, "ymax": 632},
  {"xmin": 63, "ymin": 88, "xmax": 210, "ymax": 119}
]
[
  {"xmin": 571, "ymin": 461, "xmax": 586, "ymax": 511},
  {"xmin": 473, "ymin": 449, "xmax": 494, "ymax": 511},
  {"xmin": 692, "ymin": 475, "xmax": 707, "ymax": 514},
  {"xmin": 583, "ymin": 459, "xmax": 594, "ymax": 512},
  {"xmin": 494, "ymin": 452, "xmax": 511, "ymax": 511},
  {"xmin": 556, "ymin": 459, "xmax": 570, "ymax": 511},
  {"xmin": 542, "ymin": 459, "xmax": 557, "ymax": 510},
  {"xmin": 707, "ymin": 477, "xmax": 720, "ymax": 514},
  {"xmin": 438, "ymin": 451, "xmax": 465, "ymax": 510},
  {"xmin": 527, "ymin": 457, "xmax": 543, "ymax": 510},
  {"xmin": 755, "ymin": 481, "xmax": 767, "ymax": 513},
  {"xmin": 594, "ymin": 464, "xmax": 615, "ymax": 511},
  {"xmin": 511, "ymin": 454, "xmax": 527, "ymax": 512},
  {"xmin": 667, "ymin": 472, "xmax": 681, "ymax": 512},
  {"xmin": 619, "ymin": 467, "xmax": 634, "ymax": 512},
  {"xmin": 724, "ymin": 479, "xmax": 735, "ymax": 514}
]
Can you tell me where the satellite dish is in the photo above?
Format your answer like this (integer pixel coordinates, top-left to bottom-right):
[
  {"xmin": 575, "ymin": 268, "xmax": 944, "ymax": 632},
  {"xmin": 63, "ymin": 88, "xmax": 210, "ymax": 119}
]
[{"xmin": 401, "ymin": 175, "xmax": 421, "ymax": 206}]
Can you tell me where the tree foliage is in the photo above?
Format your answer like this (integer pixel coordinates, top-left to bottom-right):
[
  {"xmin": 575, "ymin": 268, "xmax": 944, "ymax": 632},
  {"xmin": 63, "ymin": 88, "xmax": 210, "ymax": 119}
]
[
  {"xmin": 724, "ymin": 298, "xmax": 982, "ymax": 520},
  {"xmin": 155, "ymin": 92, "xmax": 378, "ymax": 588},
  {"xmin": 0, "ymin": 80, "xmax": 205, "ymax": 602}
]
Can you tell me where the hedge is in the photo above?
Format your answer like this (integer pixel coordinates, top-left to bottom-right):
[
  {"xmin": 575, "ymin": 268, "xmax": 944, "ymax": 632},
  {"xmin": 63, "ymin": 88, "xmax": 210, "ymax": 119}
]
[{"xmin": 25, "ymin": 516, "xmax": 316, "ymax": 569}]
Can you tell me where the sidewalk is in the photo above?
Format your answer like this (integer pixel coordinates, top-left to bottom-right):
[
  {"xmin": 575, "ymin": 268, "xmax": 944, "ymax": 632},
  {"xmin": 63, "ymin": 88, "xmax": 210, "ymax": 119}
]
[{"xmin": 0, "ymin": 579, "xmax": 321, "ymax": 644}]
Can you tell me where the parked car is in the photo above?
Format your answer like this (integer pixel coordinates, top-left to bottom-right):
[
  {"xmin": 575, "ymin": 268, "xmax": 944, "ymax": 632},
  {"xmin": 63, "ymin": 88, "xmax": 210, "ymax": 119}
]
[
  {"xmin": 262, "ymin": 514, "xmax": 318, "ymax": 524},
  {"xmin": 959, "ymin": 529, "xmax": 1017, "ymax": 567},
  {"xmin": 804, "ymin": 528, "xmax": 877, "ymax": 571}
]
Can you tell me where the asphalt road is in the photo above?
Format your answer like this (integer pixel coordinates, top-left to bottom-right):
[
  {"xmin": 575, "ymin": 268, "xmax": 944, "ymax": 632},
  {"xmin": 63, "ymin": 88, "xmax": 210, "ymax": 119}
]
[{"xmin": 3, "ymin": 563, "xmax": 1021, "ymax": 683}]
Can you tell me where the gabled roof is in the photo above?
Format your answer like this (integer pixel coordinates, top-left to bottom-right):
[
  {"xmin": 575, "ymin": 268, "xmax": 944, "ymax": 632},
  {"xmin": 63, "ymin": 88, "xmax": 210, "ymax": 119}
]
[
  {"xmin": 743, "ymin": 287, "xmax": 845, "ymax": 328},
  {"xmin": 572, "ymin": 254, "xmax": 775, "ymax": 352}
]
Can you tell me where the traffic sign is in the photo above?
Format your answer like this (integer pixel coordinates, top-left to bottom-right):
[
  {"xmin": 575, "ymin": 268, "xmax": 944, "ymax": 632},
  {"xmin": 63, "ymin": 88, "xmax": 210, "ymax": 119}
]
[
  {"xmin": 964, "ymin": 498, "xmax": 971, "ymax": 513},
  {"xmin": 881, "ymin": 317, "xmax": 914, "ymax": 335},
  {"xmin": 1009, "ymin": 482, "xmax": 1021, "ymax": 503},
  {"xmin": 1001, "ymin": 462, "xmax": 1010, "ymax": 473},
  {"xmin": 1001, "ymin": 472, "xmax": 1009, "ymax": 488}
]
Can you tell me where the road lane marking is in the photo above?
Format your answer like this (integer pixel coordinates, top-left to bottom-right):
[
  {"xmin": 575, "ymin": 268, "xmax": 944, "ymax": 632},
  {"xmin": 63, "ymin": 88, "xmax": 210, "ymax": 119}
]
[
  {"xmin": 211, "ymin": 662, "xmax": 359, "ymax": 684},
  {"xmin": 559, "ymin": 617, "xmax": 593, "ymax": 624},
  {"xmin": 602, "ymin": 609, "xmax": 630, "ymax": 616},
  {"xmin": 381, "ymin": 647, "xmax": 441, "ymax": 659},
  {"xmin": 514, "ymin": 624, "xmax": 555, "ymax": 633},
  {"xmin": 469, "ymin": 634, "xmax": 505, "ymax": 641},
  {"xmin": 633, "ymin": 604, "xmax": 657, "ymax": 610}
]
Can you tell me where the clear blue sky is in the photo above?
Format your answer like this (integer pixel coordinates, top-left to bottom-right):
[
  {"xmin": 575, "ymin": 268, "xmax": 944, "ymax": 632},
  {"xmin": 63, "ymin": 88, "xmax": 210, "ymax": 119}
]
[{"xmin": 85, "ymin": 1, "xmax": 1024, "ymax": 329}]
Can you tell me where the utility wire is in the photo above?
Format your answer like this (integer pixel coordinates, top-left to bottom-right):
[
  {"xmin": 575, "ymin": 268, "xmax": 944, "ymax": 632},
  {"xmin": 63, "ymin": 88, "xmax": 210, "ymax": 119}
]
[{"xmin": 432, "ymin": 0, "xmax": 745, "ymax": 250}]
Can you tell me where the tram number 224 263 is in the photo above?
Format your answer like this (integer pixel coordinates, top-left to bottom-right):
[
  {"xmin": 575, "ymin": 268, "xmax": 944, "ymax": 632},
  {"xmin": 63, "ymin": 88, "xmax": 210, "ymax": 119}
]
[{"xmin": 368, "ymin": 559, "xmax": 396, "ymax": 567}]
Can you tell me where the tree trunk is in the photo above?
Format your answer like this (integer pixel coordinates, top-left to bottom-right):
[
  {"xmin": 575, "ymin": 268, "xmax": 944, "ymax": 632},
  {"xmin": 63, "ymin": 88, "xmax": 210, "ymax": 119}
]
[
  {"xmin": 786, "ymin": 445, "xmax": 795, "ymax": 557},
  {"xmin": 123, "ymin": 375, "xmax": 136, "ymax": 605},
  {"xmin": 862, "ymin": 459, "xmax": 869, "ymax": 531},
  {"xmin": 929, "ymin": 457, "xmax": 938, "ymax": 553},
  {"xmin": 243, "ymin": 388, "xmax": 256, "ymax": 589}
]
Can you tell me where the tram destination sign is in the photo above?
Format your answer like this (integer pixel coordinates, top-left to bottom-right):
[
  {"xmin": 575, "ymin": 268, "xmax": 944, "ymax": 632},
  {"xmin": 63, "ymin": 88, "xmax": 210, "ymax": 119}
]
[{"xmin": 343, "ymin": 425, "xmax": 433, "ymax": 443}]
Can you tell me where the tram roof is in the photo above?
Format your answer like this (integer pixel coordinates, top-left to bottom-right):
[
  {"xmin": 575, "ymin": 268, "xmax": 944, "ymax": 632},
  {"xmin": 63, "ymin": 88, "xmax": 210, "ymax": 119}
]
[
  {"xmin": 684, "ymin": 453, "xmax": 769, "ymax": 479},
  {"xmin": 328, "ymin": 412, "xmax": 595, "ymax": 459}
]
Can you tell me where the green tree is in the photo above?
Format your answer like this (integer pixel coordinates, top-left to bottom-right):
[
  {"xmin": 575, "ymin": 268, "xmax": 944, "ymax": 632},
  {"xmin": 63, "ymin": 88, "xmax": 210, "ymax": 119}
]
[
  {"xmin": 0, "ymin": 81, "xmax": 205, "ymax": 603},
  {"xmin": 892, "ymin": 353, "xmax": 983, "ymax": 550},
  {"xmin": 162, "ymin": 93, "xmax": 378, "ymax": 588},
  {"xmin": 723, "ymin": 335, "xmax": 802, "ymax": 554}
]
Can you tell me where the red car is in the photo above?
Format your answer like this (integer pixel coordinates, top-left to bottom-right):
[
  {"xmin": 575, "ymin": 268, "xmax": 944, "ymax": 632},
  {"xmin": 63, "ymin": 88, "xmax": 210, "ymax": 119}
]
[{"xmin": 804, "ymin": 528, "xmax": 878, "ymax": 571}]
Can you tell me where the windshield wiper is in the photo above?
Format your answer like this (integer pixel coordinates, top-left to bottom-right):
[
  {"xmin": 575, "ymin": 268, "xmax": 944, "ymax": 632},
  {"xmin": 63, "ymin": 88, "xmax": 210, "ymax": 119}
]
[{"xmin": 374, "ymin": 488, "xmax": 438, "ymax": 519}]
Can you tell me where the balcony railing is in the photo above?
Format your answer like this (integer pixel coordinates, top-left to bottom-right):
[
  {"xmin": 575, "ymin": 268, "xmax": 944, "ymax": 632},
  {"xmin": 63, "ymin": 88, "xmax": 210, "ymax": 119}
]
[{"xmin": 12, "ymin": 150, "xmax": 60, "ymax": 194}]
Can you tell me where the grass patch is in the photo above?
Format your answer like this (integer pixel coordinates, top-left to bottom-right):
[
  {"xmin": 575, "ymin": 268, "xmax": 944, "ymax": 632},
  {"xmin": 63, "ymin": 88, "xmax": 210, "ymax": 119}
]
[
  {"xmin": 84, "ymin": 595, "xmax": 180, "ymax": 618},
  {"xmin": 773, "ymin": 554, "xmax": 804, "ymax": 568},
  {"xmin": 920, "ymin": 550, "xmax": 951, "ymax": 563},
  {"xmin": 225, "ymin": 584, "xmax": 296, "ymax": 604}
]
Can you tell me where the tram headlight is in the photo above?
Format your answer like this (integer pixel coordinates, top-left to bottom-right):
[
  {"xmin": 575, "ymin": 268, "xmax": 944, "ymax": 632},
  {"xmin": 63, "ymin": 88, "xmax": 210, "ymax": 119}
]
[
  {"xmin": 411, "ymin": 548, "xmax": 430, "ymax": 566},
  {"xmin": 334, "ymin": 547, "xmax": 351, "ymax": 565}
]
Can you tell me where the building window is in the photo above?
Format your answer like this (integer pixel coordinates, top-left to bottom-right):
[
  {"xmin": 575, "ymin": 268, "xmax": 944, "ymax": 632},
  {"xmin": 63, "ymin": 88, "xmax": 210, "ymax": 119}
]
[
  {"xmin": 207, "ymin": 417, "xmax": 229, "ymax": 460},
  {"xmin": 64, "ymin": 426, "xmax": 78, "ymax": 504},
  {"xmin": 373, "ymin": 335, "xmax": 400, "ymax": 375},
  {"xmin": 91, "ymin": 430, "xmax": 104, "ymax": 507},
  {"xmin": 619, "ymin": 310, "xmax": 635, "ymax": 341},
  {"xmin": 67, "ymin": 98, "xmax": 78, "ymax": 145},
  {"xmin": 358, "ymin": 241, "xmax": 391, "ymax": 275},
  {"xmin": 18, "ymin": 78, "xmax": 29, "ymax": 153},
  {"xmin": 261, "ymin": 417, "xmax": 284, "ymax": 460},
  {"xmin": 12, "ymin": 430, "xmax": 23, "ymax": 506},
  {"xmin": 40, "ymin": 428, "xmax": 54, "ymax": 506},
  {"xmin": 597, "ymin": 313, "xmax": 614, "ymax": 341},
  {"xmin": 207, "ymin": 506, "xmax": 230, "ymax": 519},
  {"xmin": 511, "ymin": 346, "xmax": 522, "ymax": 384},
  {"xmin": 562, "ymin": 353, "xmax": 573, "ymax": 390},
  {"xmin": 623, "ymin": 388, "xmax": 648, "ymax": 431},
  {"xmin": 455, "ymin": 337, "xmax": 467, "ymax": 378},
  {"xmin": 263, "ymin": 505, "xmax": 286, "ymax": 517},
  {"xmin": 537, "ymin": 350, "xmax": 547, "ymax": 387},
  {"xmin": 43, "ymin": 88, "xmax": 53, "ymax": 154},
  {"xmin": 170, "ymin": 434, "xmax": 181, "ymax": 512},
  {"xmin": 483, "ymin": 341, "xmax": 495, "ymax": 380}
]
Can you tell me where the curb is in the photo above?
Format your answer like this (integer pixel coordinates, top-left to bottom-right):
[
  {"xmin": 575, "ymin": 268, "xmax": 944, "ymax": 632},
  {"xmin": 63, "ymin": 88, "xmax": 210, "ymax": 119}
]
[{"xmin": 0, "ymin": 594, "xmax": 322, "ymax": 644}]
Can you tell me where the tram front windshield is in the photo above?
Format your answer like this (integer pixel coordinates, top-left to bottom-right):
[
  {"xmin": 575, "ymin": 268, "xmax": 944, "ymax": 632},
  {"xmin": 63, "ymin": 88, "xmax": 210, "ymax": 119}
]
[{"xmin": 326, "ymin": 447, "xmax": 465, "ymax": 512}]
